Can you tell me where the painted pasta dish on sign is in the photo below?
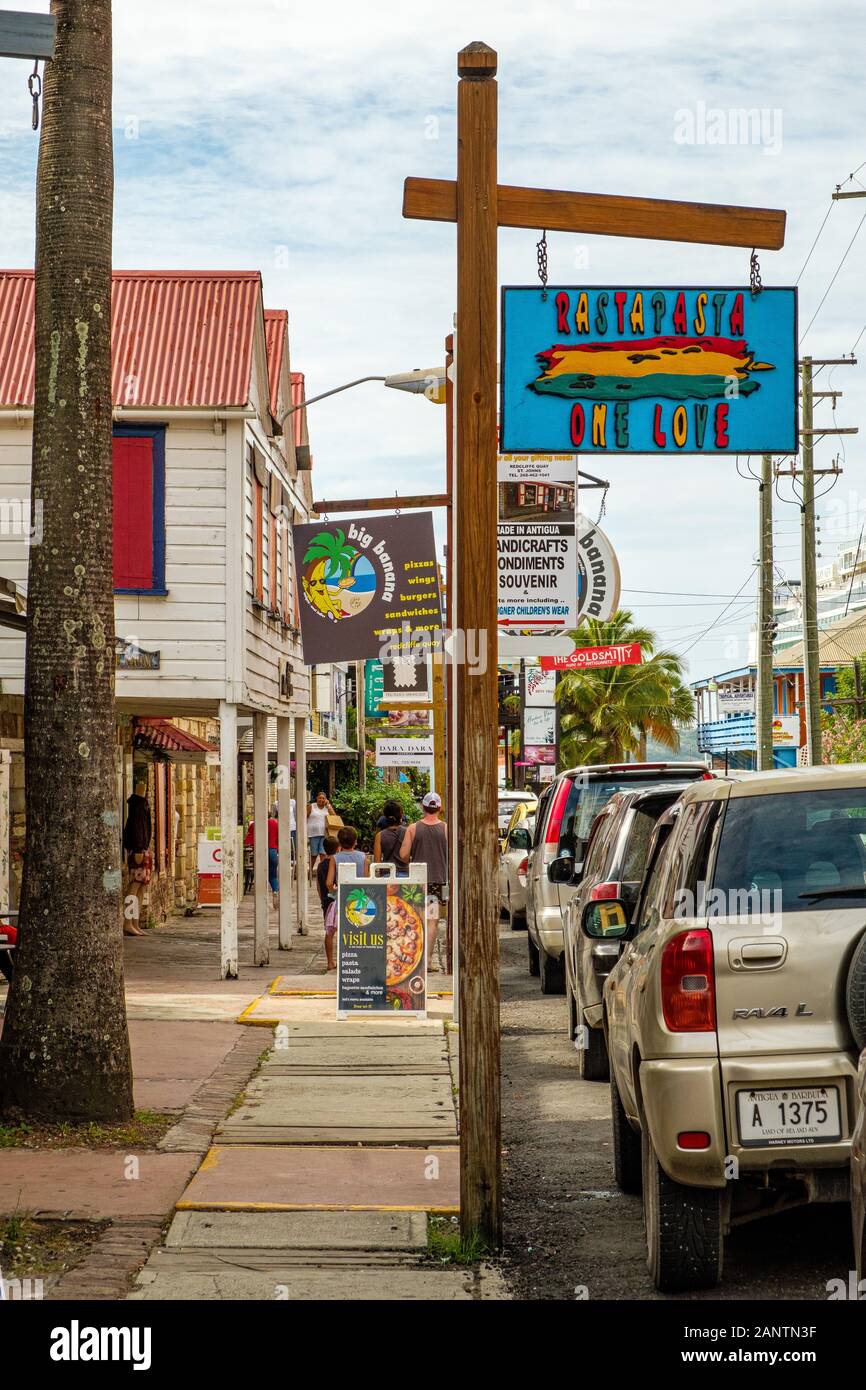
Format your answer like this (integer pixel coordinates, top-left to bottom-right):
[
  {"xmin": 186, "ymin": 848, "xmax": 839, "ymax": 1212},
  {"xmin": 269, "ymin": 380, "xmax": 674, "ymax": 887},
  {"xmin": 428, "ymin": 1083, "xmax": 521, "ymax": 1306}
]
[{"xmin": 386, "ymin": 883, "xmax": 425, "ymax": 987}]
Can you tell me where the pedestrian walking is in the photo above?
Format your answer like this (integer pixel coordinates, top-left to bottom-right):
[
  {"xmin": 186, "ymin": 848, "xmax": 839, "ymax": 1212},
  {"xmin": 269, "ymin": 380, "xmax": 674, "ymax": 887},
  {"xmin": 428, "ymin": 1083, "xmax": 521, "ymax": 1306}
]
[
  {"xmin": 244, "ymin": 806, "xmax": 280, "ymax": 909},
  {"xmin": 316, "ymin": 834, "xmax": 339, "ymax": 970},
  {"xmin": 306, "ymin": 791, "xmax": 334, "ymax": 879},
  {"xmin": 374, "ymin": 798, "xmax": 409, "ymax": 877},
  {"xmin": 325, "ymin": 826, "xmax": 369, "ymax": 973},
  {"xmin": 400, "ymin": 791, "xmax": 448, "ymax": 969}
]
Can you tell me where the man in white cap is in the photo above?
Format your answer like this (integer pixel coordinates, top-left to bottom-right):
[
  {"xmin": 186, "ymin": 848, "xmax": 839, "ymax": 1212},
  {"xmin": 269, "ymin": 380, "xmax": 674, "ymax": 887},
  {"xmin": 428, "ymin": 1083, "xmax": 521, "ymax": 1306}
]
[{"xmin": 400, "ymin": 791, "xmax": 448, "ymax": 969}]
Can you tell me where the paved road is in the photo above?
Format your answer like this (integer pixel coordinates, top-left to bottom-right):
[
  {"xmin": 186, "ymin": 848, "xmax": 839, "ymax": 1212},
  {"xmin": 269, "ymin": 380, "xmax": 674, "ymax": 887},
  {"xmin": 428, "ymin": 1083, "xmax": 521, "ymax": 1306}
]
[{"xmin": 499, "ymin": 921, "xmax": 855, "ymax": 1301}]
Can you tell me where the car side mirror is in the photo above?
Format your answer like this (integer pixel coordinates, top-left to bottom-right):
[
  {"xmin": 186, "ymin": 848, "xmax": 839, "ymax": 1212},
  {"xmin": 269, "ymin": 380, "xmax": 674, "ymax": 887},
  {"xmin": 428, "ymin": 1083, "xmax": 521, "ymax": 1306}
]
[
  {"xmin": 582, "ymin": 899, "xmax": 629, "ymax": 939},
  {"xmin": 509, "ymin": 827, "xmax": 531, "ymax": 851},
  {"xmin": 548, "ymin": 852, "xmax": 576, "ymax": 884}
]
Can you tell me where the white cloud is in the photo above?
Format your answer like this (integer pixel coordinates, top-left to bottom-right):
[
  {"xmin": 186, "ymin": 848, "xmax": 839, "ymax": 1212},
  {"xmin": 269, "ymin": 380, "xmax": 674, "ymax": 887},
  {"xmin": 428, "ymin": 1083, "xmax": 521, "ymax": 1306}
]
[{"xmin": 1, "ymin": 0, "xmax": 865, "ymax": 681}]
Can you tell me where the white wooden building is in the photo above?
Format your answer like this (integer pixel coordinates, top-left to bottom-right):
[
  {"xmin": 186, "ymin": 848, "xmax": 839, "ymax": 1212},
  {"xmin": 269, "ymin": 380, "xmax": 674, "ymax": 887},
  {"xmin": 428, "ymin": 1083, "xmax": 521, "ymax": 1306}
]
[{"xmin": 0, "ymin": 271, "xmax": 317, "ymax": 975}]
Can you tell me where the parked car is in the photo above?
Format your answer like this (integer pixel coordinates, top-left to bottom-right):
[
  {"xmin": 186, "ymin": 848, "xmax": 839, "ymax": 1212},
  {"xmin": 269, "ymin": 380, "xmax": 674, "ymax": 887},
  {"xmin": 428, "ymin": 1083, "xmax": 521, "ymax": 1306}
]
[
  {"xmin": 602, "ymin": 766, "xmax": 866, "ymax": 1292},
  {"xmin": 562, "ymin": 784, "xmax": 692, "ymax": 1080},
  {"xmin": 853, "ymin": 1046, "xmax": 866, "ymax": 1285},
  {"xmin": 525, "ymin": 761, "xmax": 711, "ymax": 996},
  {"xmin": 498, "ymin": 788, "xmax": 537, "ymax": 839},
  {"xmin": 498, "ymin": 809, "xmax": 535, "ymax": 929}
]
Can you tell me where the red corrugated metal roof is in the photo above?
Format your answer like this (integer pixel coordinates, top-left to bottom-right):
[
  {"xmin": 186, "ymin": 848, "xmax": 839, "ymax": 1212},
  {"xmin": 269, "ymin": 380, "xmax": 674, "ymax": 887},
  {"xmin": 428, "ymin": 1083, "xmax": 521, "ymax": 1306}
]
[
  {"xmin": 133, "ymin": 718, "xmax": 211, "ymax": 757},
  {"xmin": 263, "ymin": 309, "xmax": 287, "ymax": 417},
  {"xmin": 290, "ymin": 371, "xmax": 308, "ymax": 450},
  {"xmin": 0, "ymin": 270, "xmax": 263, "ymax": 408}
]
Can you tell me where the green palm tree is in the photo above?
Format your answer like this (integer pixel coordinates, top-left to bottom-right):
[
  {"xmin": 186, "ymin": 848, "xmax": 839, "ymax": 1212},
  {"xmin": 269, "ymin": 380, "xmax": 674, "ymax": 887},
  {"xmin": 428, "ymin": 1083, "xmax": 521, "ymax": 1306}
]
[
  {"xmin": 303, "ymin": 528, "xmax": 355, "ymax": 581},
  {"xmin": 556, "ymin": 610, "xmax": 694, "ymax": 768}
]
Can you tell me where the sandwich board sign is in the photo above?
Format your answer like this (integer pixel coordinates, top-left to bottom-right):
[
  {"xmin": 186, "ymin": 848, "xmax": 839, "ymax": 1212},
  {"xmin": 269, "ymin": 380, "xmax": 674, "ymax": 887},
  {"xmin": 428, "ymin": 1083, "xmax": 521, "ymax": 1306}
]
[
  {"xmin": 501, "ymin": 286, "xmax": 798, "ymax": 455},
  {"xmin": 337, "ymin": 863, "xmax": 427, "ymax": 1017}
]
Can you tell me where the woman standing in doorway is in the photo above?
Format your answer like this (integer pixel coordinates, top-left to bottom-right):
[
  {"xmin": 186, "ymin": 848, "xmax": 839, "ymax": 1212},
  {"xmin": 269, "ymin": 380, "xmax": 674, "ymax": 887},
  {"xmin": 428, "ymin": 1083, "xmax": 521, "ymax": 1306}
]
[{"xmin": 122, "ymin": 778, "xmax": 152, "ymax": 937}]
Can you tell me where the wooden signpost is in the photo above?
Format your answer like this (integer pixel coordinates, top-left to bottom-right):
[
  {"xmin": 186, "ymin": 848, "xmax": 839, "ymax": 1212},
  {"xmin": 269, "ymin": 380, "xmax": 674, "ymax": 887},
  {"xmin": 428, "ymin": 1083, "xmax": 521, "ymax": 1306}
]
[
  {"xmin": 0, "ymin": 8, "xmax": 55, "ymax": 59},
  {"xmin": 403, "ymin": 40, "xmax": 786, "ymax": 1248}
]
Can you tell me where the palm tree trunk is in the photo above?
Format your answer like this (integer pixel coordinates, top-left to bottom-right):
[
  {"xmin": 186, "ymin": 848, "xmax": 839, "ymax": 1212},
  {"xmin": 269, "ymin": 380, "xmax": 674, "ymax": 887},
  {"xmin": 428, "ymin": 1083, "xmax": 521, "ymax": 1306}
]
[
  {"xmin": 0, "ymin": 0, "xmax": 133, "ymax": 1121},
  {"xmin": 638, "ymin": 730, "xmax": 647, "ymax": 761}
]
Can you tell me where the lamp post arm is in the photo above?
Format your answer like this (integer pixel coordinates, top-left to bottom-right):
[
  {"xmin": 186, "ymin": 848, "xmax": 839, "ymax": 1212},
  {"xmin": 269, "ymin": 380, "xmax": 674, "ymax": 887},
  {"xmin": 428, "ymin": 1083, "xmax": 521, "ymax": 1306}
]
[{"xmin": 278, "ymin": 376, "xmax": 387, "ymax": 425}]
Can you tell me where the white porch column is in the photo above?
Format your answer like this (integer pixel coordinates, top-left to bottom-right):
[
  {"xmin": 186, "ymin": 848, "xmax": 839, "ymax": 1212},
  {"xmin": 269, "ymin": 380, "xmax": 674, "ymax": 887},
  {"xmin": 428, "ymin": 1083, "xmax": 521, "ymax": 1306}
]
[
  {"xmin": 219, "ymin": 700, "xmax": 238, "ymax": 979},
  {"xmin": 294, "ymin": 714, "xmax": 308, "ymax": 934},
  {"xmin": 276, "ymin": 714, "xmax": 293, "ymax": 949},
  {"xmin": 253, "ymin": 711, "xmax": 269, "ymax": 966}
]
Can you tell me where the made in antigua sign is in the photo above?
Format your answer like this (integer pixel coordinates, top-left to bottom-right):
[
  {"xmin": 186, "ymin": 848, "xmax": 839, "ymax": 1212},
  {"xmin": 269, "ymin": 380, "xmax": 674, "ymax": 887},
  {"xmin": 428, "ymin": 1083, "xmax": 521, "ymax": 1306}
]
[
  {"xmin": 501, "ymin": 286, "xmax": 798, "ymax": 455},
  {"xmin": 292, "ymin": 513, "xmax": 442, "ymax": 665},
  {"xmin": 497, "ymin": 453, "xmax": 577, "ymax": 631}
]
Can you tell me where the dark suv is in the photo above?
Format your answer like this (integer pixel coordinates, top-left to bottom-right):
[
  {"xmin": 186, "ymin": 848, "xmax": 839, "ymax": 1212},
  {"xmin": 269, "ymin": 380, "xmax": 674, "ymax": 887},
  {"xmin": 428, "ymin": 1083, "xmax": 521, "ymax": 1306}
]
[
  {"xmin": 525, "ymin": 762, "xmax": 711, "ymax": 995},
  {"xmin": 562, "ymin": 785, "xmax": 693, "ymax": 1079}
]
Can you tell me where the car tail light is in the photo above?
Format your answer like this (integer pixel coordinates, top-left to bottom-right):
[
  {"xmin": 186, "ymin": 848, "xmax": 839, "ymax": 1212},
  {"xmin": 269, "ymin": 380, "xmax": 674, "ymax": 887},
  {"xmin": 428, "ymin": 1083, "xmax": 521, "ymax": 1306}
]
[
  {"xmin": 701, "ymin": 770, "xmax": 714, "ymax": 780},
  {"xmin": 589, "ymin": 880, "xmax": 620, "ymax": 902},
  {"xmin": 677, "ymin": 1131, "xmax": 711, "ymax": 1150},
  {"xmin": 661, "ymin": 929, "xmax": 716, "ymax": 1032},
  {"xmin": 517, "ymin": 856, "xmax": 529, "ymax": 880},
  {"xmin": 544, "ymin": 777, "xmax": 572, "ymax": 845}
]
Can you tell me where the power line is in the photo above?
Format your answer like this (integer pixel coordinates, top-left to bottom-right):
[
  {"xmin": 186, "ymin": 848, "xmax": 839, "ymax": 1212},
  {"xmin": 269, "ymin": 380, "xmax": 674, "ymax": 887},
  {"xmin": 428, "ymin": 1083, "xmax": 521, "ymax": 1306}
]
[
  {"xmin": 622, "ymin": 587, "xmax": 756, "ymax": 598},
  {"xmin": 802, "ymin": 205, "xmax": 866, "ymax": 340},
  {"xmin": 671, "ymin": 571, "xmax": 758, "ymax": 658},
  {"xmin": 796, "ymin": 199, "xmax": 835, "ymax": 284}
]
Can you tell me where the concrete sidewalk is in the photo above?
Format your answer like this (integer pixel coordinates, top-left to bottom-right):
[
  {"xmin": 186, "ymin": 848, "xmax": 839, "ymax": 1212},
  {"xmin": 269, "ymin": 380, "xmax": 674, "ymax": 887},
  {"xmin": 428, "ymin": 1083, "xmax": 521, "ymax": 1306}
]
[{"xmin": 130, "ymin": 1000, "xmax": 507, "ymax": 1299}]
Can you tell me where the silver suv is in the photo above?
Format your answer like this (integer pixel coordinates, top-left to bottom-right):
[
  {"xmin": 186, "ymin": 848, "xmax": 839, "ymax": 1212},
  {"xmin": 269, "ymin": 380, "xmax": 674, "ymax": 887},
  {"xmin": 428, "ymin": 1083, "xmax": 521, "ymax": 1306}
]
[
  {"xmin": 525, "ymin": 762, "xmax": 711, "ymax": 995},
  {"xmin": 603, "ymin": 767, "xmax": 866, "ymax": 1292},
  {"xmin": 562, "ymin": 784, "xmax": 692, "ymax": 1080}
]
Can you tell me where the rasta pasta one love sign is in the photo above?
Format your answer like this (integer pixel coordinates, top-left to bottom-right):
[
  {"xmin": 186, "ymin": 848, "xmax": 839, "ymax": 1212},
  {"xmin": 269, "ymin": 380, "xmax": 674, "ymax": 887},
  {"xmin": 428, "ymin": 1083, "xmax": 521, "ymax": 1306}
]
[{"xmin": 501, "ymin": 286, "xmax": 798, "ymax": 455}]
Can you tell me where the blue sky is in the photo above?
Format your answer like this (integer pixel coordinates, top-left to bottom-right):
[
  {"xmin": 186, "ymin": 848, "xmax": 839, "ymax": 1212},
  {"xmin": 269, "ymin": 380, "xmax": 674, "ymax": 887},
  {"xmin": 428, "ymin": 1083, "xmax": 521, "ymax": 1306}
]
[{"xmin": 2, "ymin": 0, "xmax": 866, "ymax": 682}]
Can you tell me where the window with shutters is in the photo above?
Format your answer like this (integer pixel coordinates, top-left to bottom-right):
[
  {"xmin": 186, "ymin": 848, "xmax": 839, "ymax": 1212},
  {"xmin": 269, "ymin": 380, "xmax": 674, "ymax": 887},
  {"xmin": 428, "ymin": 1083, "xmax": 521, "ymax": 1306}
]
[{"xmin": 112, "ymin": 426, "xmax": 166, "ymax": 594}]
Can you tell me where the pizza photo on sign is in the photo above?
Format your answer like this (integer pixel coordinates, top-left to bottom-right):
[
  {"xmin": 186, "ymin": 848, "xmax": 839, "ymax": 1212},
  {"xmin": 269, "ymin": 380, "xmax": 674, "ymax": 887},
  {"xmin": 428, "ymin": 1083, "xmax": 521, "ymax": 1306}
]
[{"xmin": 386, "ymin": 881, "xmax": 425, "ymax": 986}]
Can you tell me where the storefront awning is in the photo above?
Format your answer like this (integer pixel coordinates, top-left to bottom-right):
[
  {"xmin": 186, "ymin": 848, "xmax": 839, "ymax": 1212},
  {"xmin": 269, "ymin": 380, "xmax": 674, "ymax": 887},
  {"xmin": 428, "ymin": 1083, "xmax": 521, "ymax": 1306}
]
[{"xmin": 133, "ymin": 717, "xmax": 212, "ymax": 764}]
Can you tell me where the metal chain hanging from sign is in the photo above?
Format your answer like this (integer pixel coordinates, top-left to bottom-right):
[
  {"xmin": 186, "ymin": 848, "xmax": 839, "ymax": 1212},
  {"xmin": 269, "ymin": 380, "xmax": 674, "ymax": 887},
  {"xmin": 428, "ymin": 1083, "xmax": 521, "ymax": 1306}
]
[
  {"xmin": 750, "ymin": 248, "xmax": 763, "ymax": 298},
  {"xmin": 536, "ymin": 229, "xmax": 548, "ymax": 301},
  {"xmin": 28, "ymin": 61, "xmax": 41, "ymax": 131}
]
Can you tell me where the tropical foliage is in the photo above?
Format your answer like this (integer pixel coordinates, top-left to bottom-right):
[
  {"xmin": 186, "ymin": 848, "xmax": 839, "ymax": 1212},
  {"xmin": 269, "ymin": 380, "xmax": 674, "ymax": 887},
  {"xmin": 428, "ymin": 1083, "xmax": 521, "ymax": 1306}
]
[
  {"xmin": 302, "ymin": 528, "xmax": 354, "ymax": 579},
  {"xmin": 331, "ymin": 780, "xmax": 421, "ymax": 851},
  {"xmin": 556, "ymin": 610, "xmax": 694, "ymax": 768},
  {"xmin": 821, "ymin": 656, "xmax": 866, "ymax": 764}
]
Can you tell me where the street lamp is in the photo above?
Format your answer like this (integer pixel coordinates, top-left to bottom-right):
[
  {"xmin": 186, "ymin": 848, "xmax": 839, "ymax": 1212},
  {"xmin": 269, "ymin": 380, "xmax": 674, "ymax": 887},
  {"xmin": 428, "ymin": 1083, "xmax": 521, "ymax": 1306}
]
[{"xmin": 279, "ymin": 367, "xmax": 446, "ymax": 426}]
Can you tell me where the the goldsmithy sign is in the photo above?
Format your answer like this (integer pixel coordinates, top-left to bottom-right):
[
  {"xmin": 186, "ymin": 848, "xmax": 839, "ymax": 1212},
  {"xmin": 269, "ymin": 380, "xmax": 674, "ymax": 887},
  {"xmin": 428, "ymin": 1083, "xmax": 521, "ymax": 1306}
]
[{"xmin": 292, "ymin": 512, "xmax": 442, "ymax": 666}]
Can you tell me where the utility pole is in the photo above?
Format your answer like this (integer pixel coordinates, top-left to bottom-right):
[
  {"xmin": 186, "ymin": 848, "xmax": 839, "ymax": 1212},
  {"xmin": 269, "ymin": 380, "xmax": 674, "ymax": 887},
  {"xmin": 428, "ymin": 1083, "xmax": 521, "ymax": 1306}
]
[
  {"xmin": 756, "ymin": 453, "xmax": 774, "ymax": 770},
  {"xmin": 453, "ymin": 42, "xmax": 501, "ymax": 1248},
  {"xmin": 800, "ymin": 359, "xmax": 821, "ymax": 765},
  {"xmin": 776, "ymin": 357, "xmax": 857, "ymax": 764}
]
